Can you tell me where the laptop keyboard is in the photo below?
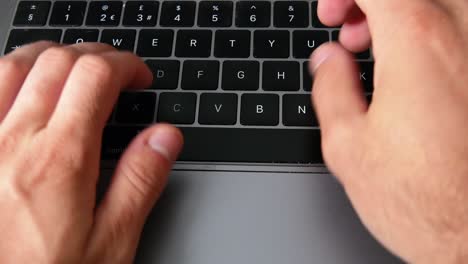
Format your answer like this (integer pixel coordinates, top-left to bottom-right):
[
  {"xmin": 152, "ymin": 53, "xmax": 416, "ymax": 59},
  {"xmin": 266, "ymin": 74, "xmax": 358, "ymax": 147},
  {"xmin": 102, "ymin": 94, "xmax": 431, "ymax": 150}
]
[{"xmin": 3, "ymin": 0, "xmax": 374, "ymax": 164}]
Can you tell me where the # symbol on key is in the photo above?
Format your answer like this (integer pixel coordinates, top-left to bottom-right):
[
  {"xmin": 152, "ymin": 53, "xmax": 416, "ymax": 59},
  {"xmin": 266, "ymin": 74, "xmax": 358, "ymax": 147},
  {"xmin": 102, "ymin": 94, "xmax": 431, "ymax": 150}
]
[
  {"xmin": 147, "ymin": 15, "xmax": 153, "ymax": 21},
  {"xmin": 102, "ymin": 5, "xmax": 109, "ymax": 11}
]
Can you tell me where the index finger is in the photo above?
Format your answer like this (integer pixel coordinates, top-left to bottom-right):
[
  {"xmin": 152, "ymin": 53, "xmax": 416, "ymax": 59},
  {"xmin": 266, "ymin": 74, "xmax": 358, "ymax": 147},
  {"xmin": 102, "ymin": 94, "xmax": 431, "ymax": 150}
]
[{"xmin": 48, "ymin": 51, "xmax": 152, "ymax": 137}]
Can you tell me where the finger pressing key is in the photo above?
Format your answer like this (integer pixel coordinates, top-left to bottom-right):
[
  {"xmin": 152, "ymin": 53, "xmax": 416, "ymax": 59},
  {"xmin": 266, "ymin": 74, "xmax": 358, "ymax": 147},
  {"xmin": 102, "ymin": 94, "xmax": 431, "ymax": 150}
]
[
  {"xmin": 48, "ymin": 51, "xmax": 153, "ymax": 138},
  {"xmin": 2, "ymin": 43, "xmax": 117, "ymax": 133},
  {"xmin": 0, "ymin": 41, "xmax": 58, "ymax": 123}
]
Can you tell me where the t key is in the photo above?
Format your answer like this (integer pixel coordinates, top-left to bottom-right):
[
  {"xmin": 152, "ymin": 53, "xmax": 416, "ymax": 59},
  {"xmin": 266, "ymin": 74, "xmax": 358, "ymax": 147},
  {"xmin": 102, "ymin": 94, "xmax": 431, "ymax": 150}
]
[
  {"xmin": 214, "ymin": 30, "xmax": 250, "ymax": 58},
  {"xmin": 283, "ymin": 94, "xmax": 317, "ymax": 127}
]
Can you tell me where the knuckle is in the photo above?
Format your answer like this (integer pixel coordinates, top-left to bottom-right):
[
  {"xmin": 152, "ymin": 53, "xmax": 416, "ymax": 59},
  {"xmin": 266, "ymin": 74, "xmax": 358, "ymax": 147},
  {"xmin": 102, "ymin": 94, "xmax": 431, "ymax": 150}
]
[
  {"xmin": 75, "ymin": 55, "xmax": 114, "ymax": 82},
  {"xmin": 0, "ymin": 57, "xmax": 30, "ymax": 76},
  {"xmin": 38, "ymin": 46, "xmax": 77, "ymax": 65},
  {"xmin": 321, "ymin": 124, "xmax": 354, "ymax": 167}
]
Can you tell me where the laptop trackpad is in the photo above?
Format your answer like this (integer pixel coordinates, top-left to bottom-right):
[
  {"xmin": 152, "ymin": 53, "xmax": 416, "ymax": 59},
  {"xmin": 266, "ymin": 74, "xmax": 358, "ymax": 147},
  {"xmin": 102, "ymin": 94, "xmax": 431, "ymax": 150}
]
[{"xmin": 131, "ymin": 170, "xmax": 400, "ymax": 264}]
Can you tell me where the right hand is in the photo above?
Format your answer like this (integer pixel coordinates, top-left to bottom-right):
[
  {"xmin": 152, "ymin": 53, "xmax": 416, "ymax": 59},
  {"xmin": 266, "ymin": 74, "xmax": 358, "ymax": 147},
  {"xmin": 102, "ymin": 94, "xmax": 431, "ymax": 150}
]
[{"xmin": 313, "ymin": 0, "xmax": 468, "ymax": 263}]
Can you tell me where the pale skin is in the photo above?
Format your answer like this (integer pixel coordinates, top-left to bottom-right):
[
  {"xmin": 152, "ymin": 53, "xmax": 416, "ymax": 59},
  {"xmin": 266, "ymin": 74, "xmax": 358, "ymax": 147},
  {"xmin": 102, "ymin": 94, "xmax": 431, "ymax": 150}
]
[{"xmin": 0, "ymin": 0, "xmax": 466, "ymax": 263}]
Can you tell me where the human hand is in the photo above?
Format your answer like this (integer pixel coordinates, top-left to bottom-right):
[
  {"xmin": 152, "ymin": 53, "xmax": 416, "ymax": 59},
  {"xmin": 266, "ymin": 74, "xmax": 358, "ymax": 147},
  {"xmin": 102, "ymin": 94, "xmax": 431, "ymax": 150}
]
[
  {"xmin": 0, "ymin": 42, "xmax": 183, "ymax": 263},
  {"xmin": 313, "ymin": 0, "xmax": 468, "ymax": 263}
]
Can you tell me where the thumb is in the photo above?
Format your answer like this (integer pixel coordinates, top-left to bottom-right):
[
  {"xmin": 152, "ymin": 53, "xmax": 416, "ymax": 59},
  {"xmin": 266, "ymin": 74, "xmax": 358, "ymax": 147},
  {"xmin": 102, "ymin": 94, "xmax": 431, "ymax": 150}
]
[
  {"xmin": 91, "ymin": 124, "xmax": 183, "ymax": 262},
  {"xmin": 310, "ymin": 43, "xmax": 367, "ymax": 182}
]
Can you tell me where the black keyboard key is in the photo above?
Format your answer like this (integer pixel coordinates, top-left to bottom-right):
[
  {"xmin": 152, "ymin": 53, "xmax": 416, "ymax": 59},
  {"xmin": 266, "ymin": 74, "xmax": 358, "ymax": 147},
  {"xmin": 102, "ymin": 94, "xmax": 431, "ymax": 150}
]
[
  {"xmin": 311, "ymin": 2, "xmax": 330, "ymax": 28},
  {"xmin": 116, "ymin": 92, "xmax": 156, "ymax": 124},
  {"xmin": 359, "ymin": 62, "xmax": 374, "ymax": 92},
  {"xmin": 303, "ymin": 61, "xmax": 313, "ymax": 91},
  {"xmin": 5, "ymin": 29, "xmax": 62, "ymax": 54},
  {"xmin": 241, "ymin": 94, "xmax": 279, "ymax": 126},
  {"xmin": 49, "ymin": 1, "xmax": 87, "ymax": 26},
  {"xmin": 254, "ymin": 30, "xmax": 289, "ymax": 58},
  {"xmin": 137, "ymin": 29, "xmax": 174, "ymax": 57},
  {"xmin": 100, "ymin": 30, "xmax": 136, "ymax": 51},
  {"xmin": 103, "ymin": 126, "xmax": 323, "ymax": 163},
  {"xmin": 263, "ymin": 61, "xmax": 300, "ymax": 91},
  {"xmin": 13, "ymin": 1, "xmax": 51, "ymax": 26},
  {"xmin": 145, "ymin": 60, "xmax": 180, "ymax": 90},
  {"xmin": 214, "ymin": 30, "xmax": 250, "ymax": 58},
  {"xmin": 175, "ymin": 30, "xmax": 212, "ymax": 58},
  {"xmin": 283, "ymin": 94, "xmax": 317, "ymax": 126},
  {"xmin": 86, "ymin": 1, "xmax": 122, "ymax": 26},
  {"xmin": 157, "ymin": 93, "xmax": 197, "ymax": 124},
  {"xmin": 198, "ymin": 1, "xmax": 233, "ymax": 27},
  {"xmin": 160, "ymin": 1, "xmax": 196, "ymax": 27},
  {"xmin": 63, "ymin": 29, "xmax": 99, "ymax": 44},
  {"xmin": 274, "ymin": 1, "xmax": 309, "ymax": 28},
  {"xmin": 332, "ymin": 30, "xmax": 370, "ymax": 59},
  {"xmin": 222, "ymin": 61, "xmax": 259, "ymax": 91},
  {"xmin": 181, "ymin": 60, "xmax": 219, "ymax": 90},
  {"xmin": 123, "ymin": 1, "xmax": 158, "ymax": 27},
  {"xmin": 236, "ymin": 1, "xmax": 271, "ymax": 27},
  {"xmin": 199, "ymin": 93, "xmax": 238, "ymax": 125},
  {"xmin": 293, "ymin": 30, "xmax": 329, "ymax": 58}
]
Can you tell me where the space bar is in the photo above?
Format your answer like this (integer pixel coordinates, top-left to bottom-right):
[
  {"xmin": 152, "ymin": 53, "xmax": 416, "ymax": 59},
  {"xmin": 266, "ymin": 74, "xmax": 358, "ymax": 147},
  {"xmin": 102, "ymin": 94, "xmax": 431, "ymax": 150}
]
[{"xmin": 102, "ymin": 126, "xmax": 323, "ymax": 164}]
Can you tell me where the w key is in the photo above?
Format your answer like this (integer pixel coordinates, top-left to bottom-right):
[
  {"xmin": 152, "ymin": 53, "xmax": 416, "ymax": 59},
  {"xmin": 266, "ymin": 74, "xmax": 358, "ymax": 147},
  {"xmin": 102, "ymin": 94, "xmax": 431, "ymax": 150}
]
[{"xmin": 101, "ymin": 30, "xmax": 136, "ymax": 51}]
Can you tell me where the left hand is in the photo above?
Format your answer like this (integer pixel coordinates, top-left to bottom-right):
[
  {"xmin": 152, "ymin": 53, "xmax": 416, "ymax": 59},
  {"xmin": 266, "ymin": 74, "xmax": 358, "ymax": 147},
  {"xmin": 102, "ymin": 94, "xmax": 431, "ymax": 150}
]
[{"xmin": 0, "ymin": 42, "xmax": 183, "ymax": 263}]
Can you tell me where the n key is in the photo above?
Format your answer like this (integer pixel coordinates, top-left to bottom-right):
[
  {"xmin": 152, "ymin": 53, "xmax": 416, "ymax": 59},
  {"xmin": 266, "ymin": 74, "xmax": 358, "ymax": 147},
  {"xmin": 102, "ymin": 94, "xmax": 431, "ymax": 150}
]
[
  {"xmin": 101, "ymin": 30, "xmax": 136, "ymax": 51},
  {"xmin": 199, "ymin": 93, "xmax": 238, "ymax": 125},
  {"xmin": 14, "ymin": 1, "xmax": 51, "ymax": 26},
  {"xmin": 283, "ymin": 94, "xmax": 317, "ymax": 127}
]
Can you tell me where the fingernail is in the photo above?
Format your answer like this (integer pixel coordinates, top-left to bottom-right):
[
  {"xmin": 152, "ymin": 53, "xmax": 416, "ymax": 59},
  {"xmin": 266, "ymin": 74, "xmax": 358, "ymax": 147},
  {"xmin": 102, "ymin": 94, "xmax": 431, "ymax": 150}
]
[
  {"xmin": 310, "ymin": 45, "xmax": 336, "ymax": 73},
  {"xmin": 148, "ymin": 127, "xmax": 182, "ymax": 161}
]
